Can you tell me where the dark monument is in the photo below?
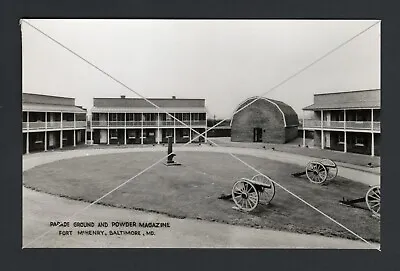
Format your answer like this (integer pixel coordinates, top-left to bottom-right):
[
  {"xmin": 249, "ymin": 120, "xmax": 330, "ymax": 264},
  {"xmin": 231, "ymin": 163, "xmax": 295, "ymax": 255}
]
[{"xmin": 164, "ymin": 137, "xmax": 181, "ymax": 166}]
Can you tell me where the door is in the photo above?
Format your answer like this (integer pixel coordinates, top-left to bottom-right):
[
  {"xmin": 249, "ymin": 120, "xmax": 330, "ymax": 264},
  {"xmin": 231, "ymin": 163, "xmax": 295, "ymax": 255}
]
[
  {"xmin": 49, "ymin": 132, "xmax": 55, "ymax": 147},
  {"xmin": 253, "ymin": 128, "xmax": 262, "ymax": 142},
  {"xmin": 325, "ymin": 131, "xmax": 331, "ymax": 148},
  {"xmin": 100, "ymin": 130, "xmax": 107, "ymax": 144},
  {"xmin": 325, "ymin": 112, "xmax": 331, "ymax": 128}
]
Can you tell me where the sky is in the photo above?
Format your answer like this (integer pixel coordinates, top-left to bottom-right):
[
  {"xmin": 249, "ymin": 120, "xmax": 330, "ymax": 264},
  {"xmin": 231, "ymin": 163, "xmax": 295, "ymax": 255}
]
[{"xmin": 21, "ymin": 19, "xmax": 380, "ymax": 119}]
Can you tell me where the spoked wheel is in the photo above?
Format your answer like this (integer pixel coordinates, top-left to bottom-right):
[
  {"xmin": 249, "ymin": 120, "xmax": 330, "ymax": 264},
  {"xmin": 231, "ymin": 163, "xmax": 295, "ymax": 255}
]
[
  {"xmin": 251, "ymin": 174, "xmax": 275, "ymax": 205},
  {"xmin": 320, "ymin": 159, "xmax": 338, "ymax": 181},
  {"xmin": 231, "ymin": 179, "xmax": 259, "ymax": 212},
  {"xmin": 366, "ymin": 185, "xmax": 380, "ymax": 217},
  {"xmin": 305, "ymin": 161, "xmax": 328, "ymax": 184}
]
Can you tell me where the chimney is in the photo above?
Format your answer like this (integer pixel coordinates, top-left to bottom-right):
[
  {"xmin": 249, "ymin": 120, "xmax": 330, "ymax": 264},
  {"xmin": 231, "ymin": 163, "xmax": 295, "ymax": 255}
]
[
  {"xmin": 172, "ymin": 96, "xmax": 176, "ymax": 99},
  {"xmin": 121, "ymin": 95, "xmax": 126, "ymax": 99}
]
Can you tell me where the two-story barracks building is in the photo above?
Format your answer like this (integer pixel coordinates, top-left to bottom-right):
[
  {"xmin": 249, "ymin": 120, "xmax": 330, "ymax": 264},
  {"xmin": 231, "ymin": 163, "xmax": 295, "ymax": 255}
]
[
  {"xmin": 302, "ymin": 89, "xmax": 381, "ymax": 156},
  {"xmin": 22, "ymin": 93, "xmax": 87, "ymax": 154},
  {"xmin": 90, "ymin": 96, "xmax": 207, "ymax": 145}
]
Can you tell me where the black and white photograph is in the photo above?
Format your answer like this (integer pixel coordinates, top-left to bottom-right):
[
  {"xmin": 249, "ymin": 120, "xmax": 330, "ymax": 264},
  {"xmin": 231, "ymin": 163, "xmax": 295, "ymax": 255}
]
[{"xmin": 21, "ymin": 19, "xmax": 381, "ymax": 249}]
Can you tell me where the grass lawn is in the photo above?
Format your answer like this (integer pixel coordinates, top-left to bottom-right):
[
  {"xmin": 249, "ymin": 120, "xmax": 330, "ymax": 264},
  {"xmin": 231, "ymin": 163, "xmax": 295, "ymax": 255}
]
[{"xmin": 23, "ymin": 151, "xmax": 380, "ymax": 242}]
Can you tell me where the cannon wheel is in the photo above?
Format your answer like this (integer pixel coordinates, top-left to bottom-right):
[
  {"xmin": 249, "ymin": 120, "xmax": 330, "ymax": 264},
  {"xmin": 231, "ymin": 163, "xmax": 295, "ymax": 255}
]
[
  {"xmin": 251, "ymin": 174, "xmax": 275, "ymax": 205},
  {"xmin": 366, "ymin": 185, "xmax": 380, "ymax": 216},
  {"xmin": 231, "ymin": 179, "xmax": 259, "ymax": 212},
  {"xmin": 305, "ymin": 161, "xmax": 328, "ymax": 184},
  {"xmin": 320, "ymin": 159, "xmax": 338, "ymax": 181}
]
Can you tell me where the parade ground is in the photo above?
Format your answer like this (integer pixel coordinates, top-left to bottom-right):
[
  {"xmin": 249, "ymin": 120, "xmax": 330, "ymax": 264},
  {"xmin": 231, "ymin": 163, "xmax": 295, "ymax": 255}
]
[{"xmin": 22, "ymin": 145, "xmax": 380, "ymax": 249}]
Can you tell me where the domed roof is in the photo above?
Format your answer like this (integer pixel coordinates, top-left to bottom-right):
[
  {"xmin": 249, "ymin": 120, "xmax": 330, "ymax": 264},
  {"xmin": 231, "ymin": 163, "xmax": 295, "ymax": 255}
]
[{"xmin": 231, "ymin": 96, "xmax": 299, "ymax": 127}]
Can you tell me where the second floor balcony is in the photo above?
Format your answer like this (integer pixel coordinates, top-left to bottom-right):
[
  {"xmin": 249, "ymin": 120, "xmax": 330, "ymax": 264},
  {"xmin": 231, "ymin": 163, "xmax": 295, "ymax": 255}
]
[
  {"xmin": 303, "ymin": 119, "xmax": 380, "ymax": 132},
  {"xmin": 23, "ymin": 121, "xmax": 87, "ymax": 131},
  {"xmin": 91, "ymin": 120, "xmax": 207, "ymax": 128}
]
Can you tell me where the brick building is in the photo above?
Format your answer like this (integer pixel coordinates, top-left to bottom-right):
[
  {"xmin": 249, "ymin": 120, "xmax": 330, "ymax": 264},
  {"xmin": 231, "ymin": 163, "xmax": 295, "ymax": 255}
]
[
  {"xmin": 230, "ymin": 96, "xmax": 299, "ymax": 143},
  {"xmin": 23, "ymin": 93, "xmax": 87, "ymax": 154},
  {"xmin": 302, "ymin": 89, "xmax": 381, "ymax": 156},
  {"xmin": 90, "ymin": 96, "xmax": 207, "ymax": 145}
]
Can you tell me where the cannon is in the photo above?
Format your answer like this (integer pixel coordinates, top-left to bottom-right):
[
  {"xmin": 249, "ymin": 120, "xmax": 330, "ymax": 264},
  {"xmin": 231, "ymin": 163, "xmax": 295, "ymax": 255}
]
[
  {"xmin": 230, "ymin": 174, "xmax": 276, "ymax": 212},
  {"xmin": 291, "ymin": 158, "xmax": 338, "ymax": 184},
  {"xmin": 339, "ymin": 185, "xmax": 381, "ymax": 218}
]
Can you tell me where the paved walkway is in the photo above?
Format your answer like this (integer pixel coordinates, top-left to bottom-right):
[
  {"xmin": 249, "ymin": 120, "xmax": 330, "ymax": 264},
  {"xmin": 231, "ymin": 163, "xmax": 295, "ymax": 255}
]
[
  {"xmin": 23, "ymin": 146, "xmax": 380, "ymax": 249},
  {"xmin": 210, "ymin": 137, "xmax": 381, "ymax": 174}
]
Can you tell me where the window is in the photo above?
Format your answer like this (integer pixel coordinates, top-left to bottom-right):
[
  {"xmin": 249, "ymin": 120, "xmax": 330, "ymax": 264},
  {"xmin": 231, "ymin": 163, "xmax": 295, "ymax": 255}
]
[
  {"xmin": 183, "ymin": 129, "xmax": 189, "ymax": 138},
  {"xmin": 338, "ymin": 111, "xmax": 345, "ymax": 121},
  {"xmin": 338, "ymin": 134, "xmax": 345, "ymax": 144},
  {"xmin": 128, "ymin": 130, "xmax": 136, "ymax": 139},
  {"xmin": 145, "ymin": 113, "xmax": 156, "ymax": 121},
  {"xmin": 355, "ymin": 136, "xmax": 365, "ymax": 146},
  {"xmin": 176, "ymin": 113, "xmax": 183, "ymax": 121},
  {"xmin": 110, "ymin": 130, "xmax": 118, "ymax": 139},
  {"xmin": 192, "ymin": 113, "xmax": 199, "ymax": 121},
  {"xmin": 110, "ymin": 114, "xmax": 117, "ymax": 121},
  {"xmin": 134, "ymin": 113, "xmax": 142, "ymax": 121},
  {"xmin": 355, "ymin": 111, "xmax": 366, "ymax": 122},
  {"xmin": 126, "ymin": 113, "xmax": 134, "ymax": 121},
  {"xmin": 183, "ymin": 113, "xmax": 190, "ymax": 121}
]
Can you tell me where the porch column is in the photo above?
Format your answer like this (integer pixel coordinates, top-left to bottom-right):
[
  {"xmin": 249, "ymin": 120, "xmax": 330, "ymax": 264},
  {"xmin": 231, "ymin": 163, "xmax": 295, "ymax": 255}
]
[
  {"xmin": 91, "ymin": 130, "xmax": 93, "ymax": 145},
  {"xmin": 141, "ymin": 113, "xmax": 144, "ymax": 145},
  {"xmin": 371, "ymin": 109, "xmax": 375, "ymax": 156},
  {"xmin": 124, "ymin": 112, "xmax": 127, "ymax": 145},
  {"xmin": 88, "ymin": 113, "xmax": 92, "ymax": 145},
  {"xmin": 25, "ymin": 111, "xmax": 29, "ymax": 154},
  {"xmin": 73, "ymin": 114, "xmax": 76, "ymax": 147},
  {"xmin": 302, "ymin": 111, "xmax": 305, "ymax": 147},
  {"xmin": 26, "ymin": 135, "xmax": 30, "ymax": 157},
  {"xmin": 107, "ymin": 112, "xmax": 110, "ymax": 145},
  {"xmin": 189, "ymin": 113, "xmax": 192, "ymax": 142},
  {"xmin": 320, "ymin": 110, "xmax": 324, "ymax": 149},
  {"xmin": 157, "ymin": 112, "xmax": 160, "ymax": 144},
  {"xmin": 26, "ymin": 111, "xmax": 29, "ymax": 132},
  {"xmin": 173, "ymin": 114, "xmax": 176, "ymax": 144},
  {"xmin": 371, "ymin": 109, "xmax": 374, "ymax": 131},
  {"xmin": 44, "ymin": 112, "xmax": 47, "ymax": 151},
  {"xmin": 60, "ymin": 112, "xmax": 63, "ymax": 149},
  {"xmin": 205, "ymin": 112, "xmax": 208, "ymax": 143},
  {"xmin": 344, "ymin": 109, "xmax": 347, "ymax": 153}
]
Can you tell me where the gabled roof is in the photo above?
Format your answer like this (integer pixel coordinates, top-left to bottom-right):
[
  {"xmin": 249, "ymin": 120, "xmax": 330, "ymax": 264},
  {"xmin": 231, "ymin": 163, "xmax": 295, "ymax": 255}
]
[
  {"xmin": 23, "ymin": 103, "xmax": 87, "ymax": 113},
  {"xmin": 91, "ymin": 107, "xmax": 206, "ymax": 113},
  {"xmin": 231, "ymin": 96, "xmax": 299, "ymax": 127},
  {"xmin": 23, "ymin": 93, "xmax": 76, "ymax": 106},
  {"xmin": 22, "ymin": 93, "xmax": 86, "ymax": 113},
  {"xmin": 93, "ymin": 97, "xmax": 206, "ymax": 108},
  {"xmin": 303, "ymin": 89, "xmax": 380, "ymax": 111}
]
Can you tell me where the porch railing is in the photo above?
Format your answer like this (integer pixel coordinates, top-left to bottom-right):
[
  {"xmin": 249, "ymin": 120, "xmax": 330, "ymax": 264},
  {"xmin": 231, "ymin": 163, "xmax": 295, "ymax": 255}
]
[
  {"xmin": 88, "ymin": 120, "xmax": 207, "ymax": 128},
  {"xmin": 62, "ymin": 121, "xmax": 75, "ymax": 128},
  {"xmin": 303, "ymin": 119, "xmax": 381, "ymax": 132},
  {"xmin": 23, "ymin": 121, "xmax": 87, "ymax": 130},
  {"xmin": 191, "ymin": 120, "xmax": 207, "ymax": 126},
  {"xmin": 159, "ymin": 121, "xmax": 175, "ymax": 126},
  {"xmin": 75, "ymin": 121, "xmax": 87, "ymax": 128},
  {"xmin": 126, "ymin": 121, "xmax": 142, "ymax": 127},
  {"xmin": 46, "ymin": 121, "xmax": 61, "ymax": 129}
]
